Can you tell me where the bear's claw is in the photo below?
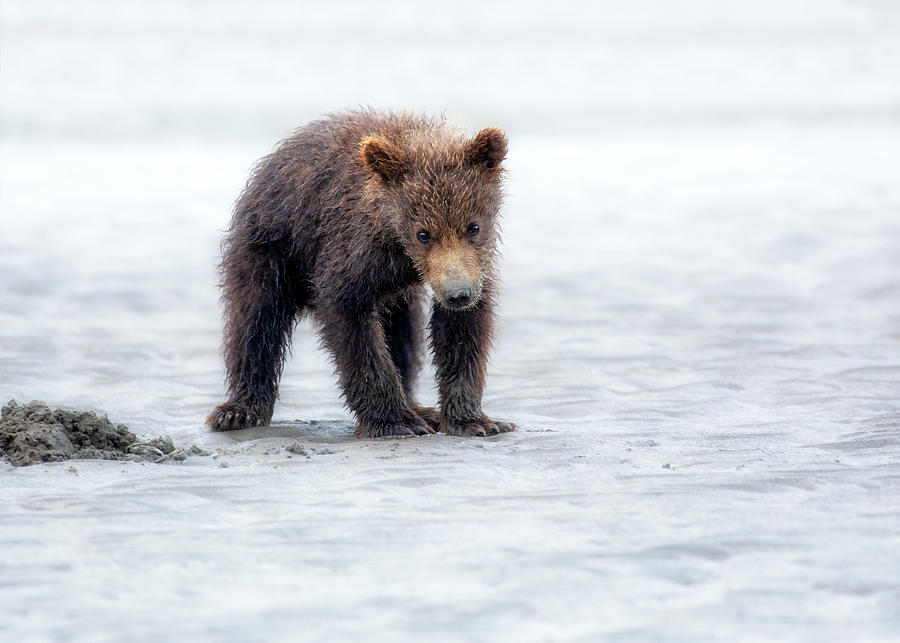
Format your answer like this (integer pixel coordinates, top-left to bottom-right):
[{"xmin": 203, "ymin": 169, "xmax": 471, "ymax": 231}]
[
  {"xmin": 412, "ymin": 406, "xmax": 441, "ymax": 430},
  {"xmin": 207, "ymin": 402, "xmax": 266, "ymax": 431},
  {"xmin": 357, "ymin": 417, "xmax": 435, "ymax": 439},
  {"xmin": 442, "ymin": 417, "xmax": 516, "ymax": 437}
]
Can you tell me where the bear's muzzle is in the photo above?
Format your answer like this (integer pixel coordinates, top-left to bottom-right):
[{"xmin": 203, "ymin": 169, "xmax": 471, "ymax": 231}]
[{"xmin": 435, "ymin": 277, "xmax": 482, "ymax": 311}]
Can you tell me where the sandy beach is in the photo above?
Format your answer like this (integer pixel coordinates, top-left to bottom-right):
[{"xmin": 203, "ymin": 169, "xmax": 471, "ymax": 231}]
[{"xmin": 2, "ymin": 1, "xmax": 900, "ymax": 640}]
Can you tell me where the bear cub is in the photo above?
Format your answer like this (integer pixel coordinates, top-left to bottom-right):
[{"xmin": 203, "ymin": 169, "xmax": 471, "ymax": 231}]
[{"xmin": 207, "ymin": 110, "xmax": 515, "ymax": 438}]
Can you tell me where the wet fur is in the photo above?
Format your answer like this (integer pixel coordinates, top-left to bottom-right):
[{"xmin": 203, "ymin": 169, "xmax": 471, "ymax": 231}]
[{"xmin": 207, "ymin": 109, "xmax": 515, "ymax": 438}]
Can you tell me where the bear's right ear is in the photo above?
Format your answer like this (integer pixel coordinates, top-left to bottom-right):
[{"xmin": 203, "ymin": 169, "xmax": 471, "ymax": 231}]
[{"xmin": 359, "ymin": 136, "xmax": 407, "ymax": 183}]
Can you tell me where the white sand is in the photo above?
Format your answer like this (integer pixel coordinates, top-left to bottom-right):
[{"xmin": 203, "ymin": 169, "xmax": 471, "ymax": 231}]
[{"xmin": 2, "ymin": 0, "xmax": 899, "ymax": 640}]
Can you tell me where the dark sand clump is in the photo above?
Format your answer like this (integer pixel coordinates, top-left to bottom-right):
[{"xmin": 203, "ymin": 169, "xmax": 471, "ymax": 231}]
[{"xmin": 1, "ymin": 400, "xmax": 206, "ymax": 467}]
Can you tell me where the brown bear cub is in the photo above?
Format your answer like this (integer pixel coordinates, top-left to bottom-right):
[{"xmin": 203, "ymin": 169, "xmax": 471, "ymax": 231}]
[{"xmin": 207, "ymin": 110, "xmax": 516, "ymax": 438}]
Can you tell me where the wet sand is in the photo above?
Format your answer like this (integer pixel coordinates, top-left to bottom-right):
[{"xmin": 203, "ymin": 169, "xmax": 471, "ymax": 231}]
[
  {"xmin": 2, "ymin": 0, "xmax": 900, "ymax": 640},
  {"xmin": 1, "ymin": 400, "xmax": 208, "ymax": 466}
]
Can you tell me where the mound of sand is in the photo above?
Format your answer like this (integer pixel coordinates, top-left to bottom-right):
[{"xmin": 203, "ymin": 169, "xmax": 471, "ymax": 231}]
[{"xmin": 0, "ymin": 400, "xmax": 206, "ymax": 467}]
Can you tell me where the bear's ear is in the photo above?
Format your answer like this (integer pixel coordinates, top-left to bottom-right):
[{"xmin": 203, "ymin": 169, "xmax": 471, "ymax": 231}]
[
  {"xmin": 464, "ymin": 127, "xmax": 508, "ymax": 172},
  {"xmin": 359, "ymin": 136, "xmax": 407, "ymax": 183}
]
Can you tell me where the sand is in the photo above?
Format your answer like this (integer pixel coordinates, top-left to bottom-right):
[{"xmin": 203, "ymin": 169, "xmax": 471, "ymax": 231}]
[
  {"xmin": 0, "ymin": 400, "xmax": 207, "ymax": 466},
  {"xmin": 2, "ymin": 0, "xmax": 900, "ymax": 640}
]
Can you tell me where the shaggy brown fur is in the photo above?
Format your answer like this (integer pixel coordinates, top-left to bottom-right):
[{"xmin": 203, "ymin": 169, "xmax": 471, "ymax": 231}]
[{"xmin": 207, "ymin": 109, "xmax": 516, "ymax": 438}]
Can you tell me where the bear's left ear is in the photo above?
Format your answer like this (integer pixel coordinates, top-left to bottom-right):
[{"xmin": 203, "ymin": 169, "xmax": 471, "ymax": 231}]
[
  {"xmin": 464, "ymin": 127, "xmax": 508, "ymax": 172},
  {"xmin": 359, "ymin": 136, "xmax": 407, "ymax": 183}
]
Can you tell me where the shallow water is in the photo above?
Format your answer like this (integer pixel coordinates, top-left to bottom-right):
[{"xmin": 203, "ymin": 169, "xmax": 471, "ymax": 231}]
[{"xmin": 2, "ymin": 0, "xmax": 900, "ymax": 640}]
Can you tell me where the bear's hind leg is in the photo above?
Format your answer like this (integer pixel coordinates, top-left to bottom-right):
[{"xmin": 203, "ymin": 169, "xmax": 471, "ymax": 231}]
[
  {"xmin": 208, "ymin": 249, "xmax": 300, "ymax": 431},
  {"xmin": 318, "ymin": 300, "xmax": 433, "ymax": 438},
  {"xmin": 380, "ymin": 290, "xmax": 440, "ymax": 431}
]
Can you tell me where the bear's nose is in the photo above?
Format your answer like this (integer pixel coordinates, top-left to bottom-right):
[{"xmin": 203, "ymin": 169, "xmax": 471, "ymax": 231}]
[{"xmin": 441, "ymin": 280, "xmax": 474, "ymax": 309}]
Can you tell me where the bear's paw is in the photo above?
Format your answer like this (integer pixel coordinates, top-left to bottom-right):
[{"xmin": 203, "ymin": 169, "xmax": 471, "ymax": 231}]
[
  {"xmin": 412, "ymin": 406, "xmax": 441, "ymax": 431},
  {"xmin": 442, "ymin": 416, "xmax": 516, "ymax": 437},
  {"xmin": 356, "ymin": 417, "xmax": 435, "ymax": 439},
  {"xmin": 207, "ymin": 402, "xmax": 266, "ymax": 431}
]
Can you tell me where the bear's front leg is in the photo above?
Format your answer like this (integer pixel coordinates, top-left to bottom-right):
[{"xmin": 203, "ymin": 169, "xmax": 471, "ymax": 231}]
[
  {"xmin": 429, "ymin": 291, "xmax": 516, "ymax": 437},
  {"xmin": 318, "ymin": 304, "xmax": 434, "ymax": 438}
]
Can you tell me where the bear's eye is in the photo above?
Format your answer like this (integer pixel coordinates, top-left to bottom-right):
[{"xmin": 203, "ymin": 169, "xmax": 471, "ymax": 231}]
[
  {"xmin": 416, "ymin": 229, "xmax": 430, "ymax": 243},
  {"xmin": 467, "ymin": 223, "xmax": 480, "ymax": 237}
]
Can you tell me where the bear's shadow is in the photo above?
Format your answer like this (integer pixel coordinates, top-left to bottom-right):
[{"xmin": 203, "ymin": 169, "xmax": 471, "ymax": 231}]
[{"xmin": 220, "ymin": 420, "xmax": 357, "ymax": 443}]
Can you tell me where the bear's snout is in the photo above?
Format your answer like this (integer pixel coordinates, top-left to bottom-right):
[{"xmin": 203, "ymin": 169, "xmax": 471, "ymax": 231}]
[{"xmin": 436, "ymin": 278, "xmax": 482, "ymax": 311}]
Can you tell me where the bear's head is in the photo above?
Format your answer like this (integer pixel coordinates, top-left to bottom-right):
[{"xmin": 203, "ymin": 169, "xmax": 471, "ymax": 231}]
[{"xmin": 359, "ymin": 126, "xmax": 508, "ymax": 311}]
